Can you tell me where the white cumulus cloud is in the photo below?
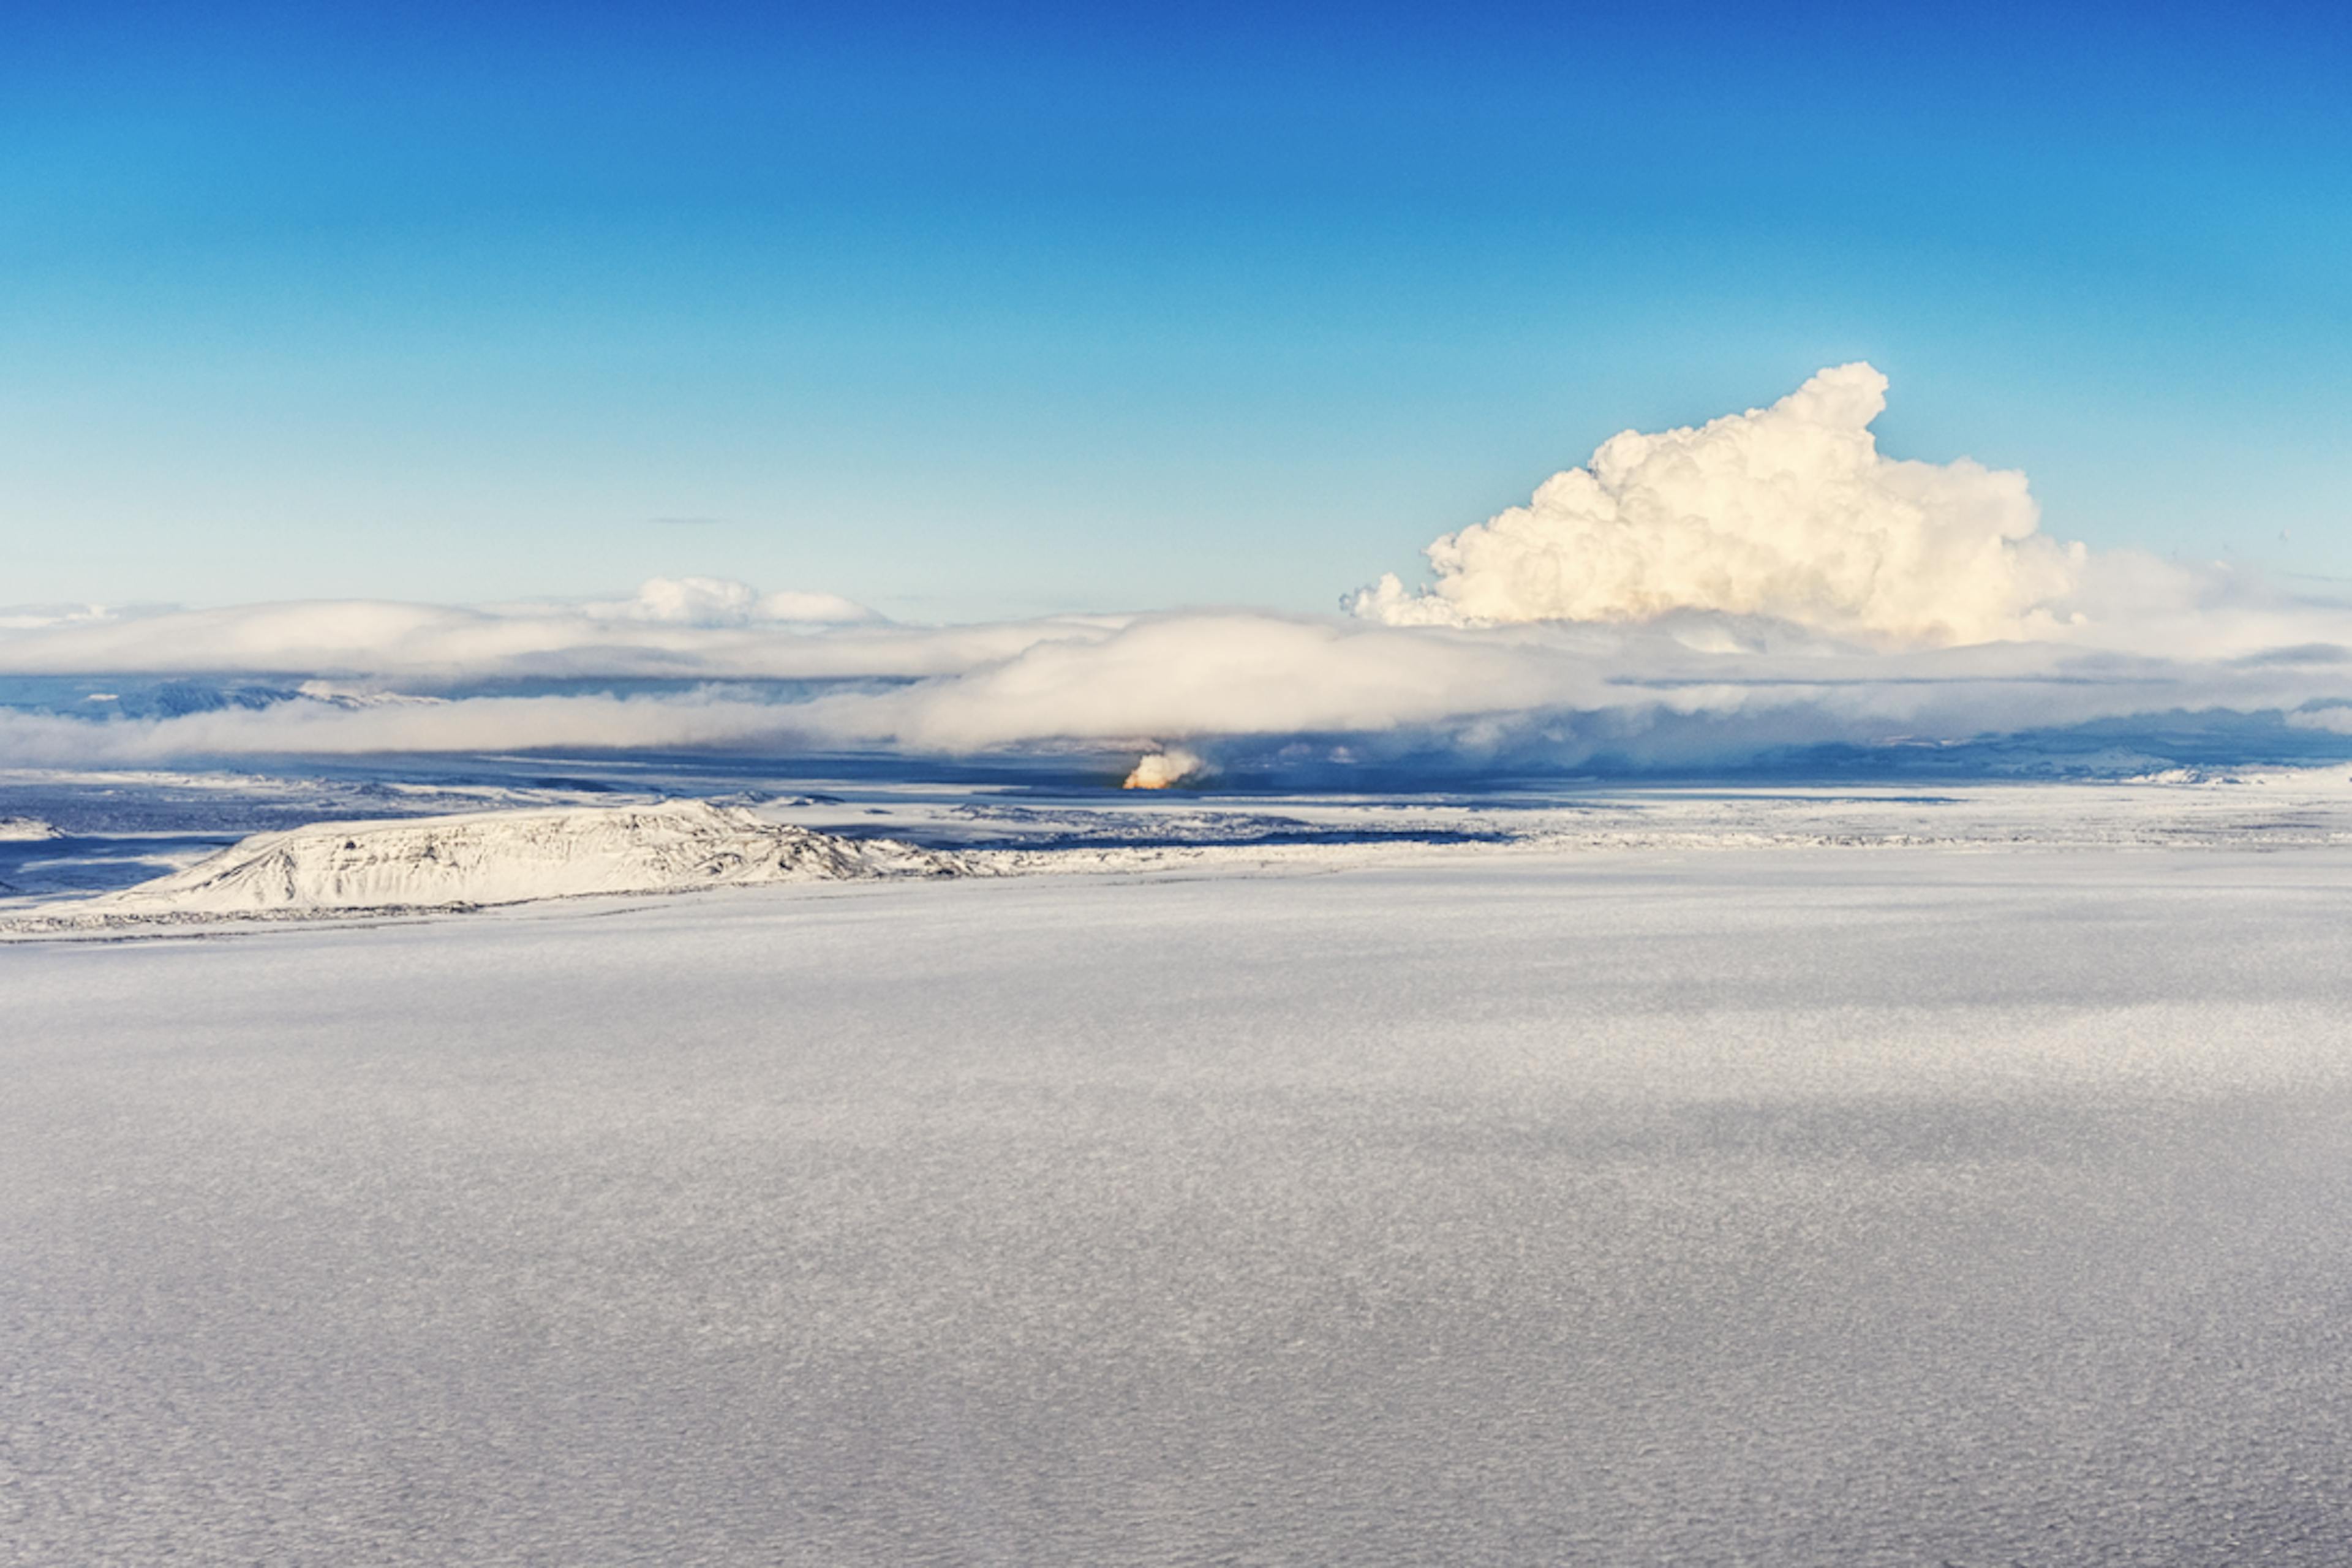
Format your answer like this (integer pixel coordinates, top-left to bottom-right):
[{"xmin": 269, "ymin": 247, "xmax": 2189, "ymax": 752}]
[{"xmin": 1352, "ymin": 363, "xmax": 2087, "ymax": 647}]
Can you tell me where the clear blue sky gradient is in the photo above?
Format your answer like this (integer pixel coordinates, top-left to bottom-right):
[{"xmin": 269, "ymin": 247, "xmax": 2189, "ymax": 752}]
[{"xmin": 5, "ymin": 1, "xmax": 2349, "ymax": 619}]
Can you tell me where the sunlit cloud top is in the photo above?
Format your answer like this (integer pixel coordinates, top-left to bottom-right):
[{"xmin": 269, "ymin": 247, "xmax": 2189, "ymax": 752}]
[{"xmin": 1355, "ymin": 364, "xmax": 2087, "ymax": 647}]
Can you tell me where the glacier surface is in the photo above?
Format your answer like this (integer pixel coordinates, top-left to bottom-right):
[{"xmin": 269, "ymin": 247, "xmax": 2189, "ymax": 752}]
[{"xmin": 7, "ymin": 827, "xmax": 2352, "ymax": 1565}]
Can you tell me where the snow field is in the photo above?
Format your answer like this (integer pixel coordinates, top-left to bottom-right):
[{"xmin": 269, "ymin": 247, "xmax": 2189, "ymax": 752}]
[{"xmin": 7, "ymin": 845, "xmax": 2352, "ymax": 1564}]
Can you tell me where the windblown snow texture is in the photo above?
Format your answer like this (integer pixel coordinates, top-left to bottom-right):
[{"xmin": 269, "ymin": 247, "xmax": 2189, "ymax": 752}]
[{"xmin": 7, "ymin": 845, "xmax": 2352, "ymax": 1565}]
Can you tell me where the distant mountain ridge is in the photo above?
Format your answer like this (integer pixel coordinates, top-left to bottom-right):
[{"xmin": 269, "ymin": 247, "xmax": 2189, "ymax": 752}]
[{"xmin": 77, "ymin": 801, "xmax": 967, "ymax": 917}]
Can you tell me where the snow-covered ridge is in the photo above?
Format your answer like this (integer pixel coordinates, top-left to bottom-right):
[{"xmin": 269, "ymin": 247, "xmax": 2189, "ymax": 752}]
[{"xmin": 63, "ymin": 801, "xmax": 967, "ymax": 919}]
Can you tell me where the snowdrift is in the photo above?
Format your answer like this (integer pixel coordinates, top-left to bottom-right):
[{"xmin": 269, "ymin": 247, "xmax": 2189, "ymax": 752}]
[{"xmin": 82, "ymin": 800, "xmax": 967, "ymax": 916}]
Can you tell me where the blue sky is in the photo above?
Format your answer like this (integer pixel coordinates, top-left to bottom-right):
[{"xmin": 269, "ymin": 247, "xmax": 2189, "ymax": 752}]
[{"xmin": 4, "ymin": 0, "xmax": 2348, "ymax": 620}]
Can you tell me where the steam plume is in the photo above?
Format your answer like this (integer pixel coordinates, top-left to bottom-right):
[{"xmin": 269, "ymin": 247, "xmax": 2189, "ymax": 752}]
[{"xmin": 1122, "ymin": 747, "xmax": 1207, "ymax": 790}]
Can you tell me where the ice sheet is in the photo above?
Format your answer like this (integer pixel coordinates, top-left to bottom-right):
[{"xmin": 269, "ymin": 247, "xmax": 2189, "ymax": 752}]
[{"xmin": 7, "ymin": 844, "xmax": 2352, "ymax": 1564}]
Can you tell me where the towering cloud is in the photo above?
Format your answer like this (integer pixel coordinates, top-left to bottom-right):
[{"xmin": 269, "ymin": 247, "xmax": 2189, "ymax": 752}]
[{"xmin": 1353, "ymin": 364, "xmax": 2087, "ymax": 647}]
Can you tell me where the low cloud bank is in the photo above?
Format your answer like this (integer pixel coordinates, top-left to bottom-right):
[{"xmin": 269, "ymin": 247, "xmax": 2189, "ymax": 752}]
[
  {"xmin": 0, "ymin": 581, "xmax": 1082, "ymax": 681},
  {"xmin": 9, "ymin": 372, "xmax": 2352, "ymax": 775},
  {"xmin": 6, "ymin": 610, "xmax": 2351, "ymax": 775}
]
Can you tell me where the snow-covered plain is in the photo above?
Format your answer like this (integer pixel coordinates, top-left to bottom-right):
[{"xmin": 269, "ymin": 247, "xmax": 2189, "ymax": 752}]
[
  {"xmin": 7, "ymin": 786, "xmax": 2352, "ymax": 1564},
  {"xmin": 11, "ymin": 764, "xmax": 2352, "ymax": 923}
]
